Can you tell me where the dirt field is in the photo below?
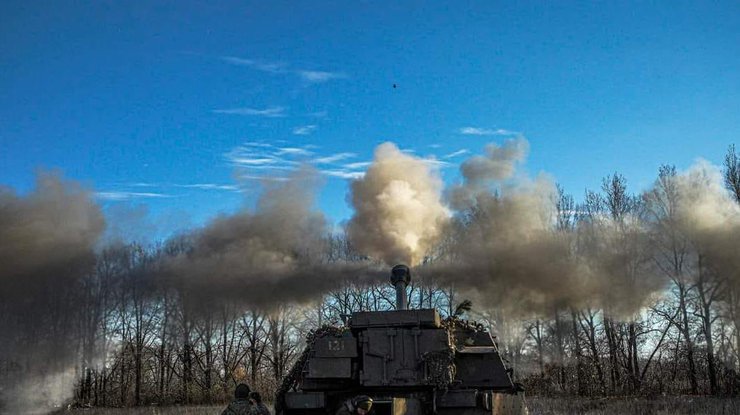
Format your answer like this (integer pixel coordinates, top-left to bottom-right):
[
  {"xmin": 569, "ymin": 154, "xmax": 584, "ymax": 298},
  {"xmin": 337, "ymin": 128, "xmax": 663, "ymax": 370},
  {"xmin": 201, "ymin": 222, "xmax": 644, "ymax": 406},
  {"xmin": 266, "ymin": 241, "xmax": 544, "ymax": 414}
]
[
  {"xmin": 54, "ymin": 406, "xmax": 224, "ymax": 415},
  {"xmin": 52, "ymin": 396, "xmax": 740, "ymax": 415},
  {"xmin": 526, "ymin": 396, "xmax": 740, "ymax": 414}
]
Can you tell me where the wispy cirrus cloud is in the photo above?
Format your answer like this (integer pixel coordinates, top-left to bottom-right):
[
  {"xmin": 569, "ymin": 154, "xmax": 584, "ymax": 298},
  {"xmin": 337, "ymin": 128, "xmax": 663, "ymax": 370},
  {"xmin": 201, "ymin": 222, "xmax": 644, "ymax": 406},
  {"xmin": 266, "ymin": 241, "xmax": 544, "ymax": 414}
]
[
  {"xmin": 276, "ymin": 147, "xmax": 315, "ymax": 156},
  {"xmin": 220, "ymin": 56, "xmax": 287, "ymax": 73},
  {"xmin": 421, "ymin": 158, "xmax": 452, "ymax": 168},
  {"xmin": 212, "ymin": 106, "xmax": 286, "ymax": 117},
  {"xmin": 220, "ymin": 55, "xmax": 346, "ymax": 84},
  {"xmin": 312, "ymin": 152, "xmax": 357, "ymax": 164},
  {"xmin": 95, "ymin": 191, "xmax": 171, "ymax": 201},
  {"xmin": 293, "ymin": 125, "xmax": 317, "ymax": 135},
  {"xmin": 297, "ymin": 70, "xmax": 346, "ymax": 83},
  {"xmin": 225, "ymin": 142, "xmax": 303, "ymax": 171},
  {"xmin": 173, "ymin": 183, "xmax": 239, "ymax": 191},
  {"xmin": 225, "ymin": 141, "xmax": 367, "ymax": 181},
  {"xmin": 343, "ymin": 161, "xmax": 372, "ymax": 169},
  {"xmin": 322, "ymin": 170, "xmax": 365, "ymax": 179},
  {"xmin": 443, "ymin": 149, "xmax": 470, "ymax": 159},
  {"xmin": 459, "ymin": 127, "xmax": 520, "ymax": 136}
]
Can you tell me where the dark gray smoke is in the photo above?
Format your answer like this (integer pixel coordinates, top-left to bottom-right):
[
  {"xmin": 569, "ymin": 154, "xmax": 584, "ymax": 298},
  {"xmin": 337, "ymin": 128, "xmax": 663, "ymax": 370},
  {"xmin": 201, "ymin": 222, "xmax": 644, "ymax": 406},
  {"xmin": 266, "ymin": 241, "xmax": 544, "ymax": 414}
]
[
  {"xmin": 161, "ymin": 167, "xmax": 383, "ymax": 309},
  {"xmin": 0, "ymin": 172, "xmax": 104, "ymax": 287},
  {"xmin": 0, "ymin": 172, "xmax": 105, "ymax": 413}
]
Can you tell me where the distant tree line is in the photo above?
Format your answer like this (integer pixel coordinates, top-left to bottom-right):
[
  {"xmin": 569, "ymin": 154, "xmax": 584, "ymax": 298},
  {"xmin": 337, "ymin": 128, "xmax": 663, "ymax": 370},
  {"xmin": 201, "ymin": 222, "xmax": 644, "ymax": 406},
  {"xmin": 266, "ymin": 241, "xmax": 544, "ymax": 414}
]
[{"xmin": 3, "ymin": 146, "xmax": 740, "ymax": 408}]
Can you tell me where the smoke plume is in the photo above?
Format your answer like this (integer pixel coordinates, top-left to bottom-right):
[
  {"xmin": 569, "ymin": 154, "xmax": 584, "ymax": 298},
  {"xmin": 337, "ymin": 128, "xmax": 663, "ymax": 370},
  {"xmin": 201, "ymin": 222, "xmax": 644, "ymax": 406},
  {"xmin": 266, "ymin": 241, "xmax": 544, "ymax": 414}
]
[
  {"xmin": 161, "ymin": 167, "xmax": 382, "ymax": 309},
  {"xmin": 671, "ymin": 161, "xmax": 740, "ymax": 286},
  {"xmin": 422, "ymin": 137, "xmax": 664, "ymax": 316},
  {"xmin": 450, "ymin": 138, "xmax": 529, "ymax": 210},
  {"xmin": 0, "ymin": 172, "xmax": 105, "ymax": 413},
  {"xmin": 4, "ymin": 141, "xmax": 740, "ymax": 410},
  {"xmin": 347, "ymin": 142, "xmax": 449, "ymax": 266},
  {"xmin": 430, "ymin": 147, "xmax": 588, "ymax": 314}
]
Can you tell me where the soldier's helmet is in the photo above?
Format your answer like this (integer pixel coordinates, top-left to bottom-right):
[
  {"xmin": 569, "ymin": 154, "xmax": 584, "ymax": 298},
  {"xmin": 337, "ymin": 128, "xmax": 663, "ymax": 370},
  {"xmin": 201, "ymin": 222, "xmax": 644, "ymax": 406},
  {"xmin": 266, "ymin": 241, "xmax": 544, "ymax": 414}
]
[
  {"xmin": 352, "ymin": 395, "xmax": 373, "ymax": 412},
  {"xmin": 235, "ymin": 383, "xmax": 251, "ymax": 400}
]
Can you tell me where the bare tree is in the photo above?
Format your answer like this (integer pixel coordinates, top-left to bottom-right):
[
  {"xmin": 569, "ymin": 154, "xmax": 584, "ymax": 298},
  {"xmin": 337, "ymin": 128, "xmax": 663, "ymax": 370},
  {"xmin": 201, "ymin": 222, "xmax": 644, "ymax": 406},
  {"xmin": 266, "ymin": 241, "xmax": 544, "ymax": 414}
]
[
  {"xmin": 724, "ymin": 144, "xmax": 740, "ymax": 203},
  {"xmin": 644, "ymin": 165, "xmax": 699, "ymax": 393}
]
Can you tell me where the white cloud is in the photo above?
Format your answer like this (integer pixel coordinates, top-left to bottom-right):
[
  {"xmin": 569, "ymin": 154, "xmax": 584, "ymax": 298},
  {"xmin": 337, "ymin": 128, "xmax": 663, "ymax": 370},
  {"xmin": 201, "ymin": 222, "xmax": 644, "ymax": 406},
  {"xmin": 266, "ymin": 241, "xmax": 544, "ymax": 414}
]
[
  {"xmin": 421, "ymin": 158, "xmax": 452, "ymax": 168},
  {"xmin": 321, "ymin": 169, "xmax": 365, "ymax": 179},
  {"xmin": 442, "ymin": 149, "xmax": 470, "ymax": 159},
  {"xmin": 95, "ymin": 192, "xmax": 170, "ymax": 201},
  {"xmin": 174, "ymin": 184, "xmax": 239, "ymax": 191},
  {"xmin": 212, "ymin": 106, "xmax": 286, "ymax": 117},
  {"xmin": 292, "ymin": 125, "xmax": 317, "ymax": 135},
  {"xmin": 220, "ymin": 56, "xmax": 255, "ymax": 66},
  {"xmin": 236, "ymin": 174, "xmax": 290, "ymax": 182},
  {"xmin": 312, "ymin": 152, "xmax": 357, "ymax": 164},
  {"xmin": 242, "ymin": 141, "xmax": 275, "ymax": 148},
  {"xmin": 276, "ymin": 147, "xmax": 315, "ymax": 156},
  {"xmin": 224, "ymin": 141, "xmax": 368, "ymax": 183},
  {"xmin": 298, "ymin": 70, "xmax": 346, "ymax": 83},
  {"xmin": 220, "ymin": 56, "xmax": 345, "ymax": 84},
  {"xmin": 459, "ymin": 127, "xmax": 520, "ymax": 136},
  {"xmin": 220, "ymin": 56, "xmax": 286, "ymax": 73},
  {"xmin": 124, "ymin": 182, "xmax": 165, "ymax": 188},
  {"xmin": 227, "ymin": 157, "xmax": 280, "ymax": 166},
  {"xmin": 343, "ymin": 161, "xmax": 371, "ymax": 169}
]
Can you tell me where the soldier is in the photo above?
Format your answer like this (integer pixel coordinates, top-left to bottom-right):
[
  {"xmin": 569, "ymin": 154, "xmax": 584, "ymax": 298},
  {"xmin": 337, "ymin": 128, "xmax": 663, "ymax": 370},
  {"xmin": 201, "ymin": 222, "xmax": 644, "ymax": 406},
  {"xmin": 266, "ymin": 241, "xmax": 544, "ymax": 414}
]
[
  {"xmin": 336, "ymin": 395, "xmax": 373, "ymax": 415},
  {"xmin": 221, "ymin": 383, "xmax": 252, "ymax": 415},
  {"xmin": 249, "ymin": 391, "xmax": 271, "ymax": 415}
]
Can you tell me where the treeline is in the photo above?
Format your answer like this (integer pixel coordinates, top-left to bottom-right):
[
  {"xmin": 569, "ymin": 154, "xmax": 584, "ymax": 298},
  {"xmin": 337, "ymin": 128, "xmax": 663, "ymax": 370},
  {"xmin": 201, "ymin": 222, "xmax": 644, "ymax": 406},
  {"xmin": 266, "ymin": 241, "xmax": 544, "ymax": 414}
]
[
  {"xmin": 44, "ymin": 237, "xmax": 456, "ymax": 407},
  {"xmin": 2, "ymin": 146, "xmax": 740, "ymax": 409},
  {"xmin": 504, "ymin": 146, "xmax": 740, "ymax": 396},
  {"xmin": 503, "ymin": 146, "xmax": 740, "ymax": 397}
]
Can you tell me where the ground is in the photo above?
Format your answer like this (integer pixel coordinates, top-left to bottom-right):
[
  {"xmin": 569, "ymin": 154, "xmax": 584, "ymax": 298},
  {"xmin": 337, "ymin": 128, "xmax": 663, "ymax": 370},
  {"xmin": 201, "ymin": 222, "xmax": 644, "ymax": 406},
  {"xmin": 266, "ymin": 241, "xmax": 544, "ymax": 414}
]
[
  {"xmin": 54, "ymin": 396, "xmax": 740, "ymax": 415},
  {"xmin": 526, "ymin": 396, "xmax": 740, "ymax": 414}
]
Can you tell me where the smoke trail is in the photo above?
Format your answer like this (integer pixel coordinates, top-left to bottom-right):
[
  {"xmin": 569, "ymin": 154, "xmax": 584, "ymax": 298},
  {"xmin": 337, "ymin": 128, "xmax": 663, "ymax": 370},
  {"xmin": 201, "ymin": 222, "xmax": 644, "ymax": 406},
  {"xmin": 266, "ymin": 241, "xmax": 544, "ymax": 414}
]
[
  {"xmin": 0, "ymin": 172, "xmax": 105, "ymax": 413},
  {"xmin": 346, "ymin": 142, "xmax": 449, "ymax": 266}
]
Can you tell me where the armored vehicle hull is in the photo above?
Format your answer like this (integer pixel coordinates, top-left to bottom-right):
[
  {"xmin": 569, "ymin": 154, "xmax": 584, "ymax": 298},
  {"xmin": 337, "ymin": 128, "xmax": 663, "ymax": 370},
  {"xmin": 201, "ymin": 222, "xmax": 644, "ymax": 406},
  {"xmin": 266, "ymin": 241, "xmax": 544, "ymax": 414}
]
[{"xmin": 276, "ymin": 266, "xmax": 527, "ymax": 415}]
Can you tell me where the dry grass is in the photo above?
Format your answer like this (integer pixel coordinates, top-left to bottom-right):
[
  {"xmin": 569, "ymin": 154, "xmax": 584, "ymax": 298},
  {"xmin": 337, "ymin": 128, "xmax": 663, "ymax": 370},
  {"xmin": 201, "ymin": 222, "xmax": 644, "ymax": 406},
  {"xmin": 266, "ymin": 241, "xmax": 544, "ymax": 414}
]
[
  {"xmin": 55, "ymin": 406, "xmax": 224, "ymax": 415},
  {"xmin": 55, "ymin": 397, "xmax": 740, "ymax": 415},
  {"xmin": 526, "ymin": 396, "xmax": 740, "ymax": 415}
]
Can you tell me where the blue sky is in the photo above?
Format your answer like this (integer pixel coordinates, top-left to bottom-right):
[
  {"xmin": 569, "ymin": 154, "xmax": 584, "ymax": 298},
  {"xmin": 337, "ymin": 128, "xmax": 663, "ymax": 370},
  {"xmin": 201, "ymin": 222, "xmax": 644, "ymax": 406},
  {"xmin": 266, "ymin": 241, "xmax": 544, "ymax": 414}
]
[{"xmin": 2, "ymin": 1, "xmax": 739, "ymax": 237}]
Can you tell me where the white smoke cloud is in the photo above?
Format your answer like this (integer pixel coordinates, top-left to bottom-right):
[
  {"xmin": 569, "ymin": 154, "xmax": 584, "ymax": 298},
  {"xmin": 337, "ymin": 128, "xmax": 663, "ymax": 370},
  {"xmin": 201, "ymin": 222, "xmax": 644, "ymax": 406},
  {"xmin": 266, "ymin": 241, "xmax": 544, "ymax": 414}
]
[{"xmin": 347, "ymin": 142, "xmax": 450, "ymax": 266}]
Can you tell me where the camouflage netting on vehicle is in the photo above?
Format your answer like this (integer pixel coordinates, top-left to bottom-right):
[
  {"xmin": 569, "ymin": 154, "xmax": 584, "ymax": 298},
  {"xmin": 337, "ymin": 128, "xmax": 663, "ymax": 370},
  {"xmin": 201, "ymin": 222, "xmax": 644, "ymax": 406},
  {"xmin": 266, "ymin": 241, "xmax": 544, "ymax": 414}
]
[
  {"xmin": 419, "ymin": 316, "xmax": 488, "ymax": 391},
  {"xmin": 442, "ymin": 317, "xmax": 488, "ymax": 336},
  {"xmin": 427, "ymin": 317, "xmax": 491, "ymax": 391},
  {"xmin": 421, "ymin": 349, "xmax": 455, "ymax": 390},
  {"xmin": 275, "ymin": 325, "xmax": 347, "ymax": 414}
]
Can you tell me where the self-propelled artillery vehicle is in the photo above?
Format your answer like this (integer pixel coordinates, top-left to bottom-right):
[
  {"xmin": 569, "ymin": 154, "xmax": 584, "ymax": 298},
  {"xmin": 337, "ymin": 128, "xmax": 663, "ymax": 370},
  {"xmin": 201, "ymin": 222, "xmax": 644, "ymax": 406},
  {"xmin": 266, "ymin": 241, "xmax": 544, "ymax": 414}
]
[{"xmin": 276, "ymin": 265, "xmax": 527, "ymax": 415}]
